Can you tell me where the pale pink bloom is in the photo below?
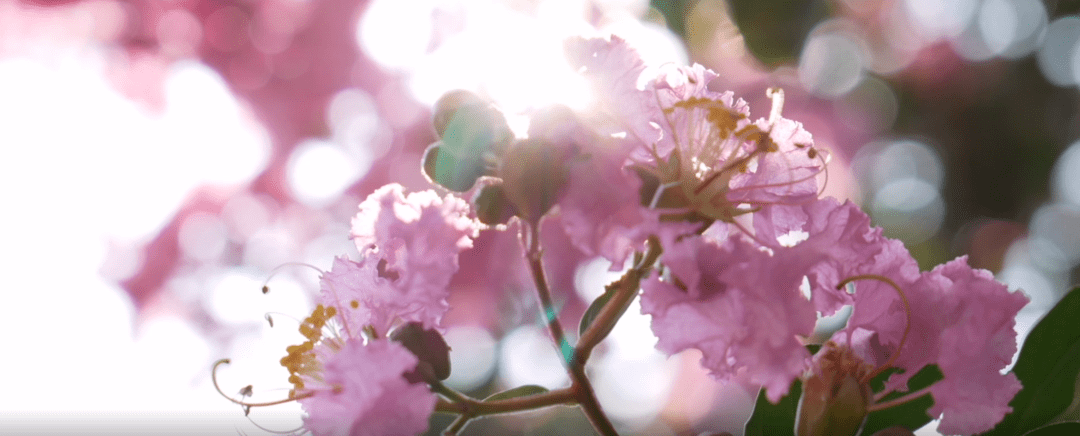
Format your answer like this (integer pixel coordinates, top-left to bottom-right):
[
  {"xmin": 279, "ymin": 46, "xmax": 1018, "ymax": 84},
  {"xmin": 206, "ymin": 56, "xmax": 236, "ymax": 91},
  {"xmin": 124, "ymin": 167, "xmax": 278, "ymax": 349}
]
[
  {"xmin": 299, "ymin": 338, "xmax": 435, "ymax": 436},
  {"xmin": 838, "ymin": 257, "xmax": 1027, "ymax": 435},
  {"xmin": 556, "ymin": 140, "xmax": 660, "ymax": 269},
  {"xmin": 644, "ymin": 71, "xmax": 825, "ymax": 218},
  {"xmin": 647, "ymin": 64, "xmax": 750, "ymax": 161},
  {"xmin": 350, "ymin": 183, "xmax": 477, "ymax": 257},
  {"xmin": 319, "ymin": 254, "xmax": 450, "ymax": 338},
  {"xmin": 570, "ymin": 37, "xmax": 826, "ymax": 228},
  {"xmin": 515, "ymin": 99, "xmax": 661, "ymax": 269},
  {"xmin": 640, "ymin": 236, "xmax": 818, "ymax": 402},
  {"xmin": 728, "ymin": 116, "xmax": 822, "ymax": 205},
  {"xmin": 751, "ymin": 199, "xmax": 922, "ymax": 317},
  {"xmin": 564, "ymin": 35, "xmax": 661, "ymax": 147},
  {"xmin": 327, "ymin": 184, "xmax": 477, "ymax": 335}
]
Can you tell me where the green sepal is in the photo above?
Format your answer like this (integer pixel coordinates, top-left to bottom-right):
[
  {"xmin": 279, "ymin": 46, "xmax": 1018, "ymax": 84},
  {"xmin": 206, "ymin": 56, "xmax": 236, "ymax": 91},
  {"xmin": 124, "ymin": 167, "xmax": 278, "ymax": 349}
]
[{"xmin": 579, "ymin": 288, "xmax": 616, "ymax": 337}]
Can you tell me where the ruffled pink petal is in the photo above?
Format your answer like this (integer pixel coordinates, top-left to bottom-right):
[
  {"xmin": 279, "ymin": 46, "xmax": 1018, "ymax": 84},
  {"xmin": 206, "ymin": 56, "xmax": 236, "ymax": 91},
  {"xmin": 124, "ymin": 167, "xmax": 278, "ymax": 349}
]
[
  {"xmin": 557, "ymin": 142, "xmax": 659, "ymax": 268},
  {"xmin": 836, "ymin": 256, "xmax": 1027, "ymax": 435},
  {"xmin": 922, "ymin": 258, "xmax": 1027, "ymax": 435},
  {"xmin": 565, "ymin": 35, "xmax": 661, "ymax": 147},
  {"xmin": 641, "ymin": 236, "xmax": 817, "ymax": 403},
  {"xmin": 751, "ymin": 199, "xmax": 921, "ymax": 317},
  {"xmin": 332, "ymin": 184, "xmax": 478, "ymax": 334},
  {"xmin": 300, "ymin": 339, "xmax": 435, "ymax": 436}
]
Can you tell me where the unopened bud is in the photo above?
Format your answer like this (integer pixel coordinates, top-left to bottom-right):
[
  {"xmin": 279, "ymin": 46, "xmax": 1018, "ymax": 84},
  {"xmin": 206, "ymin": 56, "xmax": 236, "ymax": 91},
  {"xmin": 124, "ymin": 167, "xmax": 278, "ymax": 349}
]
[
  {"xmin": 795, "ymin": 344, "xmax": 873, "ymax": 436},
  {"xmin": 432, "ymin": 90, "xmax": 486, "ymax": 138},
  {"xmin": 390, "ymin": 322, "xmax": 452, "ymax": 383},
  {"xmin": 473, "ymin": 182, "xmax": 516, "ymax": 226},
  {"xmin": 499, "ymin": 138, "xmax": 571, "ymax": 224},
  {"xmin": 425, "ymin": 91, "xmax": 513, "ymax": 192}
]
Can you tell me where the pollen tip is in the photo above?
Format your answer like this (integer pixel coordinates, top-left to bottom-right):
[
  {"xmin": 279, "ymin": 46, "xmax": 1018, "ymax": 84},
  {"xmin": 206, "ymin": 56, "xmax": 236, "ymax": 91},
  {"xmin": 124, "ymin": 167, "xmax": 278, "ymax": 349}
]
[{"xmin": 767, "ymin": 87, "xmax": 785, "ymax": 125}]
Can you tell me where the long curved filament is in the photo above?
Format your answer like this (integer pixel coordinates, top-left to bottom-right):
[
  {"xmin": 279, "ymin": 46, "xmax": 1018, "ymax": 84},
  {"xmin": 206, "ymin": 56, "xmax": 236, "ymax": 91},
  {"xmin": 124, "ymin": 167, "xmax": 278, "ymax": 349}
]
[{"xmin": 835, "ymin": 274, "xmax": 912, "ymax": 382}]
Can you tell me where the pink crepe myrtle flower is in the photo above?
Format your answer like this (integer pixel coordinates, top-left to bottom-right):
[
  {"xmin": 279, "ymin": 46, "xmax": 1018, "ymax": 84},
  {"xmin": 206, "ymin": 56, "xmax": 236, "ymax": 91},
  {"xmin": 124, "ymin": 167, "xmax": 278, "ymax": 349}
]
[
  {"xmin": 832, "ymin": 257, "xmax": 1027, "ymax": 435},
  {"xmin": 742, "ymin": 199, "xmax": 1024, "ymax": 434},
  {"xmin": 644, "ymin": 194, "xmax": 1026, "ymax": 432},
  {"xmin": 274, "ymin": 305, "xmax": 437, "ymax": 436},
  {"xmin": 350, "ymin": 183, "xmax": 478, "ymax": 260},
  {"xmin": 298, "ymin": 338, "xmax": 436, "ymax": 436},
  {"xmin": 564, "ymin": 35, "xmax": 661, "ymax": 147},
  {"xmin": 568, "ymin": 36, "xmax": 826, "ymax": 230},
  {"xmin": 329, "ymin": 183, "xmax": 478, "ymax": 335},
  {"xmin": 551, "ymin": 132, "xmax": 660, "ymax": 269},
  {"xmin": 750, "ymin": 199, "xmax": 922, "ymax": 317},
  {"xmin": 640, "ymin": 235, "xmax": 818, "ymax": 402}
]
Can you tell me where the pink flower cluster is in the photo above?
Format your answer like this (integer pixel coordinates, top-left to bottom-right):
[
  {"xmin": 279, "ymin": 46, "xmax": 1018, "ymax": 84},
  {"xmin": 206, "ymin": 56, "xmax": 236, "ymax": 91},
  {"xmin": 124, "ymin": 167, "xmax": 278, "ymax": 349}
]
[
  {"xmin": 260, "ymin": 36, "xmax": 1026, "ymax": 436},
  {"xmin": 279, "ymin": 184, "xmax": 479, "ymax": 436},
  {"xmin": 563, "ymin": 36, "xmax": 1026, "ymax": 434}
]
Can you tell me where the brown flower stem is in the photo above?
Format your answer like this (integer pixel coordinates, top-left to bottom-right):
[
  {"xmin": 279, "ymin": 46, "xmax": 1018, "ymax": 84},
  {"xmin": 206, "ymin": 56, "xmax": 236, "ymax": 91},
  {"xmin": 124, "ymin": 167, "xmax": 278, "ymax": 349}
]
[
  {"xmin": 569, "ymin": 362, "xmax": 619, "ymax": 436},
  {"xmin": 575, "ymin": 236, "xmax": 662, "ymax": 364},
  {"xmin": 442, "ymin": 415, "xmax": 470, "ymax": 436},
  {"xmin": 434, "ymin": 387, "xmax": 576, "ymax": 416},
  {"xmin": 522, "ymin": 222, "xmax": 619, "ymax": 436},
  {"xmin": 524, "ymin": 223, "xmax": 574, "ymax": 365},
  {"xmin": 431, "ymin": 380, "xmax": 472, "ymax": 405}
]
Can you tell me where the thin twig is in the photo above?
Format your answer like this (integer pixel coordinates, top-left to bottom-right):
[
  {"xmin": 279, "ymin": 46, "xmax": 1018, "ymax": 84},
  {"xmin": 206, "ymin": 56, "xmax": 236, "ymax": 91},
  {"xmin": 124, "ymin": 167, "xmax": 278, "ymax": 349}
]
[
  {"xmin": 575, "ymin": 236, "xmax": 662, "ymax": 363},
  {"xmin": 433, "ymin": 388, "xmax": 576, "ymax": 416},
  {"xmin": 522, "ymin": 222, "xmax": 619, "ymax": 436},
  {"xmin": 523, "ymin": 223, "xmax": 573, "ymax": 365},
  {"xmin": 443, "ymin": 415, "xmax": 470, "ymax": 436}
]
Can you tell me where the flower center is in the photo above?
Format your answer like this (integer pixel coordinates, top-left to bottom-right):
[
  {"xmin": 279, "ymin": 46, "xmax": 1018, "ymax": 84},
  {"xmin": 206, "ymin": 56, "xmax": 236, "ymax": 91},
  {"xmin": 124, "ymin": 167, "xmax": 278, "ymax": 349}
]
[{"xmin": 280, "ymin": 304, "xmax": 338, "ymax": 396}]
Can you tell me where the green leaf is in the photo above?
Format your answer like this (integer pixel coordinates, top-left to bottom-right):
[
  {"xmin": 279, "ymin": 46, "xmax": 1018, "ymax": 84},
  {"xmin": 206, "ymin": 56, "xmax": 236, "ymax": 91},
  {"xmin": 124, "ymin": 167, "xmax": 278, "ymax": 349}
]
[
  {"xmin": 484, "ymin": 385, "xmax": 549, "ymax": 402},
  {"xmin": 861, "ymin": 365, "xmax": 943, "ymax": 435},
  {"xmin": 648, "ymin": 0, "xmax": 693, "ymax": 40},
  {"xmin": 1023, "ymin": 422, "xmax": 1080, "ymax": 436},
  {"xmin": 984, "ymin": 287, "xmax": 1080, "ymax": 436},
  {"xmin": 726, "ymin": 0, "xmax": 828, "ymax": 67},
  {"xmin": 744, "ymin": 345, "xmax": 820, "ymax": 436},
  {"xmin": 579, "ymin": 289, "xmax": 616, "ymax": 336},
  {"xmin": 744, "ymin": 379, "xmax": 802, "ymax": 436}
]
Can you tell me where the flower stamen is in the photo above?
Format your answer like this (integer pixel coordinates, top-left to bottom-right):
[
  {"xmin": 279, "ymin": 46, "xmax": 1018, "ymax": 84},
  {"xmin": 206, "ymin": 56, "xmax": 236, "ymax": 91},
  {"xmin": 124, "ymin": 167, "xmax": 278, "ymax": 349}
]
[
  {"xmin": 211, "ymin": 359, "xmax": 313, "ymax": 409},
  {"xmin": 835, "ymin": 274, "xmax": 912, "ymax": 382},
  {"xmin": 260, "ymin": 262, "xmax": 324, "ymax": 295}
]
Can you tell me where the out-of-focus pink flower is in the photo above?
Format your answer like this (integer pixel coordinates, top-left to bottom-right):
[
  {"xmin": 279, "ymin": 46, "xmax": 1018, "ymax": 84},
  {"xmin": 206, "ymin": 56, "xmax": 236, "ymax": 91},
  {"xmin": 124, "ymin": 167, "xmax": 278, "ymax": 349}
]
[
  {"xmin": 564, "ymin": 36, "xmax": 660, "ymax": 146},
  {"xmin": 640, "ymin": 236, "xmax": 817, "ymax": 403},
  {"xmin": 298, "ymin": 338, "xmax": 435, "ymax": 436},
  {"xmin": 325, "ymin": 183, "xmax": 478, "ymax": 335}
]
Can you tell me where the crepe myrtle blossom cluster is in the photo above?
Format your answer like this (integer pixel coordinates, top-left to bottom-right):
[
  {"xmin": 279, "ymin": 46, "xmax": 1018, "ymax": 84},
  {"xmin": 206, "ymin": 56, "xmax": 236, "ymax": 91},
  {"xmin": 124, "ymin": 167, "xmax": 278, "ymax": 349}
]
[{"xmin": 213, "ymin": 36, "xmax": 1027, "ymax": 436}]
